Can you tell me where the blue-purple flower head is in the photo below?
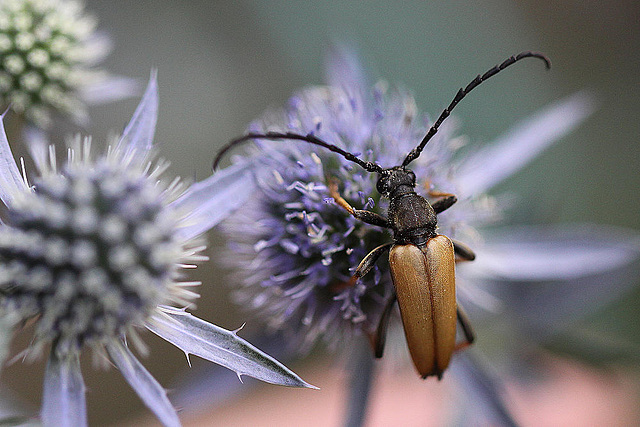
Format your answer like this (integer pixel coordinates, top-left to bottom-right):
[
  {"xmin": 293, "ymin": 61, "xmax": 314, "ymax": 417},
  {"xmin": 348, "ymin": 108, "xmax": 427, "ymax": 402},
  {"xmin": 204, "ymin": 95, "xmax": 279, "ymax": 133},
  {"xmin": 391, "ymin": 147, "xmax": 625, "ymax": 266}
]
[
  {"xmin": 218, "ymin": 50, "xmax": 614, "ymax": 359},
  {"xmin": 221, "ymin": 56, "xmax": 502, "ymax": 352},
  {"xmin": 0, "ymin": 74, "xmax": 313, "ymax": 427}
]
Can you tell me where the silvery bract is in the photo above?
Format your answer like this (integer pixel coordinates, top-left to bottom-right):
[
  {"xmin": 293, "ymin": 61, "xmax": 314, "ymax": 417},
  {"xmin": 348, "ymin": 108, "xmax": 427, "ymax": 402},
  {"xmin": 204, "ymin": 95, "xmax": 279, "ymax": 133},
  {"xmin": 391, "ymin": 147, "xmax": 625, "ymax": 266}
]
[
  {"xmin": 217, "ymin": 49, "xmax": 640, "ymax": 425},
  {"xmin": 0, "ymin": 0, "xmax": 136, "ymax": 127},
  {"xmin": 0, "ymin": 74, "xmax": 314, "ymax": 427}
]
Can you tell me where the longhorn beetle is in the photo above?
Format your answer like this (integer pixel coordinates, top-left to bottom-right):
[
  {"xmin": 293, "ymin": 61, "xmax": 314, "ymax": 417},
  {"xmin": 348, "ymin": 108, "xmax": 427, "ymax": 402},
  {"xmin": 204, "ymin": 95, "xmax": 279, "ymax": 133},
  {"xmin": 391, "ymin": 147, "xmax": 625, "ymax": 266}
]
[{"xmin": 214, "ymin": 51, "xmax": 551, "ymax": 379}]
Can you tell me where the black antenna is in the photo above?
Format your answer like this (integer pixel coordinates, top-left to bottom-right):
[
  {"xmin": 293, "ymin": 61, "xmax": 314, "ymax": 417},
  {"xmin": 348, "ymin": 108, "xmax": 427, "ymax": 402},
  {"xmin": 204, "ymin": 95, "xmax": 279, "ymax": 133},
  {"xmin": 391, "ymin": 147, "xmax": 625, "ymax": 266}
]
[
  {"xmin": 402, "ymin": 51, "xmax": 551, "ymax": 167},
  {"xmin": 213, "ymin": 131, "xmax": 384, "ymax": 173}
]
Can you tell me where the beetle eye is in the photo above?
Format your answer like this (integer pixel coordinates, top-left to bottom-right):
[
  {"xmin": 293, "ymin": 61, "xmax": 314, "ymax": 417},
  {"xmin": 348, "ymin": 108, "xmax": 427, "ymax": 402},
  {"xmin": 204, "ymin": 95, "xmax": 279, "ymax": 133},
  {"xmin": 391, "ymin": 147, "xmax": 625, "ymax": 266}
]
[
  {"xmin": 376, "ymin": 177, "xmax": 388, "ymax": 194},
  {"xmin": 408, "ymin": 170, "xmax": 416, "ymax": 185}
]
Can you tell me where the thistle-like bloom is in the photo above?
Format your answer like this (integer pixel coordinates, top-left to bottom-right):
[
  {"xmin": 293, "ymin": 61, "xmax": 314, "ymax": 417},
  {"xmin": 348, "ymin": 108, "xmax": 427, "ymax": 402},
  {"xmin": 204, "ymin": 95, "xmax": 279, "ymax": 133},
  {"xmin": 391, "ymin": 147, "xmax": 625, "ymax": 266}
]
[
  {"xmin": 0, "ymin": 75, "xmax": 313, "ymax": 427},
  {"xmin": 218, "ymin": 50, "xmax": 640, "ymax": 424},
  {"xmin": 0, "ymin": 0, "xmax": 136, "ymax": 127}
]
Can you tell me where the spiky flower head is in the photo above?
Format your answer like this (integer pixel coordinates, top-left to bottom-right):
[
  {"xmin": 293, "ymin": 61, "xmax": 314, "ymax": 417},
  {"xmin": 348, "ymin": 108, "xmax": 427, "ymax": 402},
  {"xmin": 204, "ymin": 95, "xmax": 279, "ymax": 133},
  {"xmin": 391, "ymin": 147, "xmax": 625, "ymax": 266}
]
[
  {"xmin": 220, "ymin": 71, "xmax": 484, "ymax": 352},
  {"xmin": 0, "ymin": 75, "xmax": 313, "ymax": 427},
  {"xmin": 1, "ymin": 135, "xmax": 198, "ymax": 358},
  {"xmin": 0, "ymin": 0, "xmax": 134, "ymax": 127},
  {"xmin": 217, "ymin": 50, "xmax": 606, "ymax": 357}
]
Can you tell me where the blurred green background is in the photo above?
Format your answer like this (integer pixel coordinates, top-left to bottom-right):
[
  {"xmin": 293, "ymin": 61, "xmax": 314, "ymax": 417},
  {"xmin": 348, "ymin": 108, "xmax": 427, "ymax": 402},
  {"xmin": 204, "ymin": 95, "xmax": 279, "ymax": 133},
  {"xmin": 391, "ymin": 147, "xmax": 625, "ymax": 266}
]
[{"xmin": 3, "ymin": 1, "xmax": 639, "ymax": 424}]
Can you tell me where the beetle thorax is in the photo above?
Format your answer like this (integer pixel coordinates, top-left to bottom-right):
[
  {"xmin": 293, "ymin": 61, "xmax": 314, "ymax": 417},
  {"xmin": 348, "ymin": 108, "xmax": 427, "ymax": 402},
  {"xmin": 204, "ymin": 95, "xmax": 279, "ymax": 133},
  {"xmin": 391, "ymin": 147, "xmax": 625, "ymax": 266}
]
[{"xmin": 377, "ymin": 167, "xmax": 439, "ymax": 245}]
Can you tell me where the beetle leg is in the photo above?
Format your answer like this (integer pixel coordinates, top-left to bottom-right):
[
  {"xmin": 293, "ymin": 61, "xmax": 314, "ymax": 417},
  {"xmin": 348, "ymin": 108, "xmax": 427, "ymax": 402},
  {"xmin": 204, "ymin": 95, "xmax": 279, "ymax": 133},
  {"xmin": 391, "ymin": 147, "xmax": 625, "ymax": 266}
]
[
  {"xmin": 328, "ymin": 178, "xmax": 390, "ymax": 228},
  {"xmin": 454, "ymin": 305, "xmax": 475, "ymax": 352},
  {"xmin": 423, "ymin": 179, "xmax": 458, "ymax": 213},
  {"xmin": 353, "ymin": 242, "xmax": 393, "ymax": 280},
  {"xmin": 329, "ymin": 242, "xmax": 392, "ymax": 293},
  {"xmin": 452, "ymin": 239, "xmax": 476, "ymax": 261},
  {"xmin": 368, "ymin": 294, "xmax": 396, "ymax": 358},
  {"xmin": 429, "ymin": 191, "xmax": 458, "ymax": 214}
]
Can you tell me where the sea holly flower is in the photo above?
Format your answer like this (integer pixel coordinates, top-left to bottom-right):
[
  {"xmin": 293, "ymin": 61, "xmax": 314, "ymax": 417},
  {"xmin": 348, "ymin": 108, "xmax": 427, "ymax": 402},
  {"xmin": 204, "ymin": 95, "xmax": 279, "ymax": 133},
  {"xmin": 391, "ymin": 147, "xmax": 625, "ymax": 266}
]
[
  {"xmin": 217, "ymin": 49, "xmax": 640, "ymax": 424},
  {"xmin": 0, "ymin": 0, "xmax": 136, "ymax": 128},
  {"xmin": 0, "ymin": 74, "xmax": 313, "ymax": 427}
]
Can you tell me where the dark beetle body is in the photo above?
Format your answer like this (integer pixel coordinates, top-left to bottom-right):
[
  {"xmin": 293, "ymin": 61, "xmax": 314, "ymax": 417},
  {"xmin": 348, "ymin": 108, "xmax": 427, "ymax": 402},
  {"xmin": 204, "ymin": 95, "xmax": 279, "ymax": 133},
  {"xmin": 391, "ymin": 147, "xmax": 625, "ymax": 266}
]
[
  {"xmin": 375, "ymin": 166, "xmax": 458, "ymax": 378},
  {"xmin": 214, "ymin": 51, "xmax": 551, "ymax": 379},
  {"xmin": 382, "ymin": 167, "xmax": 437, "ymax": 246}
]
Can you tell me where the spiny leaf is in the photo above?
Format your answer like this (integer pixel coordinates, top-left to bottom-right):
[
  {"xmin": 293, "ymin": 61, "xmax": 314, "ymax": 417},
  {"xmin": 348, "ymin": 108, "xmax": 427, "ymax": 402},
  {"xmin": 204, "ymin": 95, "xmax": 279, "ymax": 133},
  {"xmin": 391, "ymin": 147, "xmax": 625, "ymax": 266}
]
[{"xmin": 147, "ymin": 311, "xmax": 317, "ymax": 389}]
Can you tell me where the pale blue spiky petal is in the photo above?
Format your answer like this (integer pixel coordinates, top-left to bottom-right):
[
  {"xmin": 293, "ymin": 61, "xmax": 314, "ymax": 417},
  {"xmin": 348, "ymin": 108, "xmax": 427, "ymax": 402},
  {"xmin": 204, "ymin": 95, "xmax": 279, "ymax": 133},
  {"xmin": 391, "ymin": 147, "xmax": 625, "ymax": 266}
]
[
  {"xmin": 455, "ymin": 92, "xmax": 596, "ymax": 196},
  {"xmin": 79, "ymin": 76, "xmax": 140, "ymax": 105},
  {"xmin": 0, "ymin": 113, "xmax": 26, "ymax": 207},
  {"xmin": 146, "ymin": 312, "xmax": 317, "ymax": 389},
  {"xmin": 469, "ymin": 224, "xmax": 640, "ymax": 281},
  {"xmin": 80, "ymin": 32, "xmax": 114, "ymax": 66},
  {"xmin": 460, "ymin": 225, "xmax": 640, "ymax": 338},
  {"xmin": 324, "ymin": 44, "xmax": 370, "ymax": 96},
  {"xmin": 41, "ymin": 352, "xmax": 87, "ymax": 427},
  {"xmin": 172, "ymin": 162, "xmax": 256, "ymax": 241},
  {"xmin": 24, "ymin": 127, "xmax": 48, "ymax": 174},
  {"xmin": 107, "ymin": 342, "xmax": 180, "ymax": 427},
  {"xmin": 120, "ymin": 71, "xmax": 158, "ymax": 155}
]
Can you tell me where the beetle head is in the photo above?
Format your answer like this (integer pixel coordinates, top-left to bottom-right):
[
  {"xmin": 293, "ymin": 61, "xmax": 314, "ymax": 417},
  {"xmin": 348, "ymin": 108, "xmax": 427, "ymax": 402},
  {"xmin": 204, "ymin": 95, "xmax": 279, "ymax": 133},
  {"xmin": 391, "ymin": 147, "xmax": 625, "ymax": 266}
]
[{"xmin": 376, "ymin": 167, "xmax": 416, "ymax": 197}]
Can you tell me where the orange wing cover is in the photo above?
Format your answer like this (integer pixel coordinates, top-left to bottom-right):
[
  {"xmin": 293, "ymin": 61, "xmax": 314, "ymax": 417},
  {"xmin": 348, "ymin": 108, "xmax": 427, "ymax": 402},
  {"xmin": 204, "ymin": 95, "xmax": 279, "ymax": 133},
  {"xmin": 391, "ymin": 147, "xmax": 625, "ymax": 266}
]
[{"xmin": 389, "ymin": 236, "xmax": 456, "ymax": 378}]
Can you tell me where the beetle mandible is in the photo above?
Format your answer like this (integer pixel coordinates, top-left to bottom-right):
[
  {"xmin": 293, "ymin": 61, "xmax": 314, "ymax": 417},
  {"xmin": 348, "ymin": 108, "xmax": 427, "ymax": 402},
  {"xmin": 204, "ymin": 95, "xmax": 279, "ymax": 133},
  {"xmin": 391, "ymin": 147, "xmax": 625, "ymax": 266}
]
[{"xmin": 214, "ymin": 51, "xmax": 551, "ymax": 379}]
